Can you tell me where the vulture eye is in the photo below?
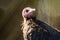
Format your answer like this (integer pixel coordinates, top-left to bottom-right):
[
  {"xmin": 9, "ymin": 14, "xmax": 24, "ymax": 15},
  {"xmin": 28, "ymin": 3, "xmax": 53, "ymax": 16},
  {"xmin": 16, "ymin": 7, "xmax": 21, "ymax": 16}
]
[{"xmin": 26, "ymin": 10, "xmax": 29, "ymax": 12}]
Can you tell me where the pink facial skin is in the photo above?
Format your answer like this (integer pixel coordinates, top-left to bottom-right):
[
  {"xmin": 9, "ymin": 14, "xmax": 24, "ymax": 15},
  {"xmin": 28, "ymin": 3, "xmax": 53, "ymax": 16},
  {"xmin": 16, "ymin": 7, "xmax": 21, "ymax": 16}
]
[{"xmin": 24, "ymin": 12, "xmax": 33, "ymax": 18}]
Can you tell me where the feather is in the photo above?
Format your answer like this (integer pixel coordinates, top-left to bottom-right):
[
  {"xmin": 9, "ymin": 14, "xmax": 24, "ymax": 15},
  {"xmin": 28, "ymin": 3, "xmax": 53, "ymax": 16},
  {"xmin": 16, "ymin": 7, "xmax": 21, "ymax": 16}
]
[{"xmin": 22, "ymin": 7, "xmax": 60, "ymax": 40}]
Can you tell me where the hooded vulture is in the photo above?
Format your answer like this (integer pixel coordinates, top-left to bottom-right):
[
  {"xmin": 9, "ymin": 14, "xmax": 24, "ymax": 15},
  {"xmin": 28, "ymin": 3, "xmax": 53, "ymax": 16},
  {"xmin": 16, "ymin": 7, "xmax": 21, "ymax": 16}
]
[{"xmin": 21, "ymin": 7, "xmax": 60, "ymax": 40}]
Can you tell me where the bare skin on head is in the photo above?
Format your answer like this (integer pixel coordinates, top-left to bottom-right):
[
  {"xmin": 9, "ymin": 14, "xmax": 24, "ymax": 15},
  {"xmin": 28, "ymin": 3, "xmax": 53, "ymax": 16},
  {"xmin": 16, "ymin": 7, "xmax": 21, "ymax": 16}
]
[{"xmin": 22, "ymin": 7, "xmax": 36, "ymax": 19}]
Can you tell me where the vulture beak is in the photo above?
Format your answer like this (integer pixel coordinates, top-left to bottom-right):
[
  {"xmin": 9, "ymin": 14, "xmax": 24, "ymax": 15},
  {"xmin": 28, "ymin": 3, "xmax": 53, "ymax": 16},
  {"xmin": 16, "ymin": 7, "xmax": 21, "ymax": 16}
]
[{"xmin": 29, "ymin": 8, "xmax": 36, "ymax": 13}]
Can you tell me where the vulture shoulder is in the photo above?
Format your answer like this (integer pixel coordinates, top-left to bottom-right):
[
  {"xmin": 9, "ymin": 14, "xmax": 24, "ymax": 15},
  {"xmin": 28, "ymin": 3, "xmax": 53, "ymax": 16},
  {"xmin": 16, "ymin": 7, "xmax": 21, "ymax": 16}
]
[{"xmin": 32, "ymin": 17, "xmax": 60, "ymax": 37}]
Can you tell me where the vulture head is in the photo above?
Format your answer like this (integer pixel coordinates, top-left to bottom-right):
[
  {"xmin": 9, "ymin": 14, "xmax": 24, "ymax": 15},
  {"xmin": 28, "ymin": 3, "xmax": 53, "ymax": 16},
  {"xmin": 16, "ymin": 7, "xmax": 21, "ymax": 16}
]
[{"xmin": 22, "ymin": 7, "xmax": 36, "ymax": 19}]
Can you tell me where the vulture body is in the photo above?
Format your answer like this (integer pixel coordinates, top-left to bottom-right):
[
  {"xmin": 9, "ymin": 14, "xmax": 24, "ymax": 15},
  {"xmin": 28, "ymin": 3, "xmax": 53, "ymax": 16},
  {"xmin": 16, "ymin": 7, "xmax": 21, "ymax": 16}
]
[{"xmin": 21, "ymin": 7, "xmax": 60, "ymax": 40}]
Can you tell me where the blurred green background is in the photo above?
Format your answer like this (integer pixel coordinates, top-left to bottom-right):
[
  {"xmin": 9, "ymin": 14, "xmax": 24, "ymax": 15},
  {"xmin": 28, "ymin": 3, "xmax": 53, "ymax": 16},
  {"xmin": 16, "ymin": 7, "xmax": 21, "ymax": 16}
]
[{"xmin": 0, "ymin": 0, "xmax": 60, "ymax": 40}]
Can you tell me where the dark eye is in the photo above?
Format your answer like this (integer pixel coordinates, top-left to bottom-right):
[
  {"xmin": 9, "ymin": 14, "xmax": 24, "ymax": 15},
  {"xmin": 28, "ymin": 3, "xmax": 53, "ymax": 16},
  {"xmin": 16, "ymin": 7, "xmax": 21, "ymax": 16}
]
[{"xmin": 26, "ymin": 10, "xmax": 29, "ymax": 12}]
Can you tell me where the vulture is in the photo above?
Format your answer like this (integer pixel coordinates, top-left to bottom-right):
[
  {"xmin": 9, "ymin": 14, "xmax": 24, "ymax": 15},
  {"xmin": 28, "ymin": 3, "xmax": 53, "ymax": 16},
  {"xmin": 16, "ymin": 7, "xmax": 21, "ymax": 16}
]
[{"xmin": 21, "ymin": 7, "xmax": 60, "ymax": 40}]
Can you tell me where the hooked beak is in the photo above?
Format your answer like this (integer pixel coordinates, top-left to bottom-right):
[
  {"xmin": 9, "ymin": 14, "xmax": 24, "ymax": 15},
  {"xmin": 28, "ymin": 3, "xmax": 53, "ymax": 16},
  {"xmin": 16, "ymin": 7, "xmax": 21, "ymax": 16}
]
[{"xmin": 28, "ymin": 8, "xmax": 36, "ymax": 13}]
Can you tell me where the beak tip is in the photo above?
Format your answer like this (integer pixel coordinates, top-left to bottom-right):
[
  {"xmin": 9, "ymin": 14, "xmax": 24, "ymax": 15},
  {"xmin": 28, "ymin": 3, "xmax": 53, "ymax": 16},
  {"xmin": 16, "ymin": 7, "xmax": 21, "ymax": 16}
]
[{"xmin": 33, "ymin": 8, "xmax": 36, "ymax": 11}]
